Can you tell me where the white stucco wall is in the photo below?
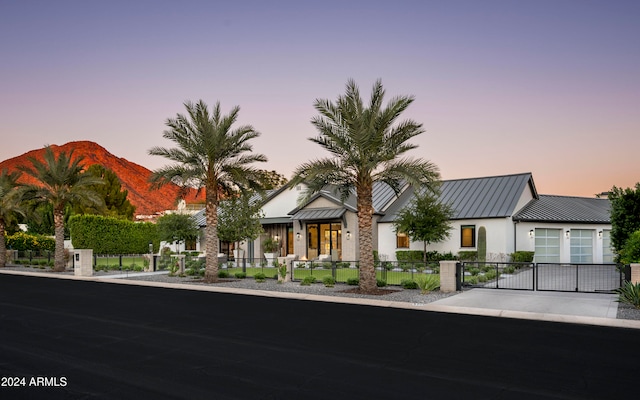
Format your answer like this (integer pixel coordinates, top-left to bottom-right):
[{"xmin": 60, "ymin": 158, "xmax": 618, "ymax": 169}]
[{"xmin": 262, "ymin": 184, "xmax": 306, "ymax": 218}]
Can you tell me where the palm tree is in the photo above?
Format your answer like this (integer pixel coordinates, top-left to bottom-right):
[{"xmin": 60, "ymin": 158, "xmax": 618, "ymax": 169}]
[
  {"xmin": 149, "ymin": 100, "xmax": 267, "ymax": 283},
  {"xmin": 0, "ymin": 169, "xmax": 25, "ymax": 267},
  {"xmin": 291, "ymin": 79, "xmax": 440, "ymax": 291},
  {"xmin": 19, "ymin": 146, "xmax": 104, "ymax": 272}
]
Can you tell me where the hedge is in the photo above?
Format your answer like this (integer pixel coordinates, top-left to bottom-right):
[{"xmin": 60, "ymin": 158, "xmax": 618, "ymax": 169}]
[
  {"xmin": 68, "ymin": 215, "xmax": 159, "ymax": 254},
  {"xmin": 510, "ymin": 251, "xmax": 535, "ymax": 263},
  {"xmin": 5, "ymin": 232, "xmax": 55, "ymax": 252}
]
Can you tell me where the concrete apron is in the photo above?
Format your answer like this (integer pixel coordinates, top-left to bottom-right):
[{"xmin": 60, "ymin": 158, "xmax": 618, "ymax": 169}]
[{"xmin": 429, "ymin": 288, "xmax": 619, "ymax": 318}]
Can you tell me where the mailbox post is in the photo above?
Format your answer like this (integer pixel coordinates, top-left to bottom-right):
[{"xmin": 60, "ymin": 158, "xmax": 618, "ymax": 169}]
[{"xmin": 73, "ymin": 249, "xmax": 94, "ymax": 277}]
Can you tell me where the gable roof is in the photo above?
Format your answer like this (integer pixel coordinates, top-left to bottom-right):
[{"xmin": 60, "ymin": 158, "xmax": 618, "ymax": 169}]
[
  {"xmin": 380, "ymin": 172, "xmax": 536, "ymax": 222},
  {"xmin": 512, "ymin": 195, "xmax": 611, "ymax": 223}
]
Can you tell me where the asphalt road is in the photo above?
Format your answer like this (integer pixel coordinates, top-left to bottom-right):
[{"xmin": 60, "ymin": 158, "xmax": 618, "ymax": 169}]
[{"xmin": 0, "ymin": 274, "xmax": 637, "ymax": 399}]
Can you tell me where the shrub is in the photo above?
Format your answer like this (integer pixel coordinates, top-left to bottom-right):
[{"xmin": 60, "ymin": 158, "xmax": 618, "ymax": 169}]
[
  {"xmin": 235, "ymin": 272, "xmax": 246, "ymax": 279},
  {"xmin": 503, "ymin": 265, "xmax": 516, "ymax": 274},
  {"xmin": 6, "ymin": 232, "xmax": 55, "ymax": 252},
  {"xmin": 616, "ymin": 281, "xmax": 640, "ymax": 309},
  {"xmin": 510, "ymin": 251, "xmax": 535, "ymax": 263},
  {"xmin": 620, "ymin": 230, "xmax": 640, "ymax": 264},
  {"xmin": 322, "ymin": 276, "xmax": 336, "ymax": 287},
  {"xmin": 478, "ymin": 274, "xmax": 488, "ymax": 283},
  {"xmin": 254, "ymin": 272, "xmax": 266, "ymax": 282},
  {"xmin": 468, "ymin": 267, "xmax": 480, "ymax": 276},
  {"xmin": 218, "ymin": 270, "xmax": 230, "ymax": 279},
  {"xmin": 416, "ymin": 275, "xmax": 440, "ymax": 293},
  {"xmin": 376, "ymin": 279, "xmax": 387, "ymax": 287},
  {"xmin": 396, "ymin": 250, "xmax": 424, "ymax": 263},
  {"xmin": 484, "ymin": 270, "xmax": 498, "ymax": 281},
  {"xmin": 457, "ymin": 251, "xmax": 477, "ymax": 261},
  {"xmin": 465, "ymin": 275, "xmax": 478, "ymax": 285},
  {"xmin": 400, "ymin": 279, "xmax": 418, "ymax": 290},
  {"xmin": 301, "ymin": 276, "xmax": 317, "ymax": 286},
  {"xmin": 346, "ymin": 277, "xmax": 359, "ymax": 286}
]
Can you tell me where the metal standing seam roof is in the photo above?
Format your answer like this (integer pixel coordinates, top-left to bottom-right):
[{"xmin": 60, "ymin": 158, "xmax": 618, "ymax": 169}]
[
  {"xmin": 291, "ymin": 208, "xmax": 346, "ymax": 221},
  {"xmin": 513, "ymin": 195, "xmax": 611, "ymax": 223},
  {"xmin": 381, "ymin": 173, "xmax": 535, "ymax": 222}
]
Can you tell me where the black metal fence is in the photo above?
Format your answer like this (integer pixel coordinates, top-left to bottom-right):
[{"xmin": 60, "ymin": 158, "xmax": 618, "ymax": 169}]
[{"xmin": 461, "ymin": 262, "xmax": 624, "ymax": 294}]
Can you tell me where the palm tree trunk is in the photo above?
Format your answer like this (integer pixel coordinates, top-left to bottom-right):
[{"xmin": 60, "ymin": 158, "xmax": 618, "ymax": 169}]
[
  {"xmin": 53, "ymin": 207, "xmax": 65, "ymax": 272},
  {"xmin": 357, "ymin": 183, "xmax": 376, "ymax": 291},
  {"xmin": 0, "ymin": 220, "xmax": 6, "ymax": 268},
  {"xmin": 204, "ymin": 183, "xmax": 220, "ymax": 283}
]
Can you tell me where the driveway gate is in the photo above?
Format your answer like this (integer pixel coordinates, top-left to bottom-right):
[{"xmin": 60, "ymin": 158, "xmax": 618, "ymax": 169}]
[{"xmin": 461, "ymin": 262, "xmax": 623, "ymax": 294}]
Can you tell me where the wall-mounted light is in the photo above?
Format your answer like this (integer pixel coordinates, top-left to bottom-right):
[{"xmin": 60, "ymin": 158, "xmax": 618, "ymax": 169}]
[
  {"xmin": 565, "ymin": 230, "xmax": 570, "ymax": 239},
  {"xmin": 274, "ymin": 234, "xmax": 279, "ymax": 242},
  {"xmin": 296, "ymin": 232, "xmax": 301, "ymax": 241},
  {"xmin": 346, "ymin": 231, "xmax": 351, "ymax": 240},
  {"xmin": 598, "ymin": 231, "xmax": 603, "ymax": 239},
  {"xmin": 528, "ymin": 230, "xmax": 534, "ymax": 238}
]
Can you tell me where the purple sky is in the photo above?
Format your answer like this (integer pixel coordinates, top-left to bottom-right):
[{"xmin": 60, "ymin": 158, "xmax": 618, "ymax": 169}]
[{"xmin": 1, "ymin": 0, "xmax": 638, "ymax": 197}]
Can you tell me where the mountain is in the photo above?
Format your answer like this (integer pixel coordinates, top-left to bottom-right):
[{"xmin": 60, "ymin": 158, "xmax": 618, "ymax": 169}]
[{"xmin": 0, "ymin": 141, "xmax": 202, "ymax": 216}]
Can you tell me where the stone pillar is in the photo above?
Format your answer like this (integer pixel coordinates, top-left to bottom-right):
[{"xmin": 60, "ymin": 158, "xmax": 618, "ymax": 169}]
[
  {"xmin": 73, "ymin": 249, "xmax": 94, "ymax": 277},
  {"xmin": 439, "ymin": 260, "xmax": 458, "ymax": 293},
  {"xmin": 631, "ymin": 264, "xmax": 640, "ymax": 285}
]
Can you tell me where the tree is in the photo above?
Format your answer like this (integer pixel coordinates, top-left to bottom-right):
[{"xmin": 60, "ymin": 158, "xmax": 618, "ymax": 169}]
[
  {"xmin": 290, "ymin": 79, "xmax": 440, "ymax": 291},
  {"xmin": 218, "ymin": 193, "xmax": 265, "ymax": 255},
  {"xmin": 73, "ymin": 164, "xmax": 136, "ymax": 220},
  {"xmin": 0, "ymin": 169, "xmax": 25, "ymax": 267},
  {"xmin": 156, "ymin": 213, "xmax": 200, "ymax": 254},
  {"xmin": 608, "ymin": 183, "xmax": 640, "ymax": 261},
  {"xmin": 19, "ymin": 146, "xmax": 104, "ymax": 272},
  {"xmin": 260, "ymin": 170, "xmax": 288, "ymax": 190},
  {"xmin": 393, "ymin": 189, "xmax": 453, "ymax": 263},
  {"xmin": 149, "ymin": 100, "xmax": 267, "ymax": 282}
]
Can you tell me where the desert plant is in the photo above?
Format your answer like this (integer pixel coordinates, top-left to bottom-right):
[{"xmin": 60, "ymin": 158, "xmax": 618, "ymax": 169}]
[
  {"xmin": 322, "ymin": 276, "xmax": 336, "ymax": 287},
  {"xmin": 416, "ymin": 275, "xmax": 439, "ymax": 293},
  {"xmin": 616, "ymin": 281, "xmax": 640, "ymax": 309}
]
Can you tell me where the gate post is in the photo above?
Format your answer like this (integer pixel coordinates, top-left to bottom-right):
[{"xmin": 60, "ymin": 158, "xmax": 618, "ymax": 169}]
[
  {"xmin": 631, "ymin": 264, "xmax": 640, "ymax": 284},
  {"xmin": 439, "ymin": 261, "xmax": 458, "ymax": 293}
]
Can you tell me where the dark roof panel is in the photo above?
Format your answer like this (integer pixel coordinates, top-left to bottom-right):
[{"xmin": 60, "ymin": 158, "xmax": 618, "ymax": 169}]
[{"xmin": 513, "ymin": 195, "xmax": 610, "ymax": 223}]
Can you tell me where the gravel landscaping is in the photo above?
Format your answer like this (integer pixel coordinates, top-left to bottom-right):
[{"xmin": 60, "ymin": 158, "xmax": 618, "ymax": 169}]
[{"xmin": 3, "ymin": 266, "xmax": 640, "ymax": 321}]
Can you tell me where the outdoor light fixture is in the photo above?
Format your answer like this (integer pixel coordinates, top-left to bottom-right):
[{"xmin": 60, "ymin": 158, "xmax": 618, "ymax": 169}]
[
  {"xmin": 274, "ymin": 234, "xmax": 279, "ymax": 242},
  {"xmin": 529, "ymin": 230, "xmax": 534, "ymax": 238},
  {"xmin": 598, "ymin": 231, "xmax": 603, "ymax": 239},
  {"xmin": 346, "ymin": 231, "xmax": 351, "ymax": 240},
  {"xmin": 565, "ymin": 230, "xmax": 570, "ymax": 239},
  {"xmin": 296, "ymin": 232, "xmax": 301, "ymax": 241}
]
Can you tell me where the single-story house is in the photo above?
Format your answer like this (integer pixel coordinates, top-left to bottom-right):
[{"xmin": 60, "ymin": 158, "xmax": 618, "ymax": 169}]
[{"xmin": 189, "ymin": 172, "xmax": 613, "ymax": 264}]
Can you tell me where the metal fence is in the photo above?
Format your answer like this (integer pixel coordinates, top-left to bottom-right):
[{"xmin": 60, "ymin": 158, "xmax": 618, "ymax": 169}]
[{"xmin": 461, "ymin": 262, "xmax": 624, "ymax": 294}]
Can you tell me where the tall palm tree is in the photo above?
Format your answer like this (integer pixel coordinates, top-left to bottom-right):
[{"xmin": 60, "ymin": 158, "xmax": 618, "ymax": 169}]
[
  {"xmin": 0, "ymin": 169, "xmax": 25, "ymax": 267},
  {"xmin": 19, "ymin": 146, "xmax": 104, "ymax": 272},
  {"xmin": 291, "ymin": 79, "xmax": 440, "ymax": 291},
  {"xmin": 149, "ymin": 100, "xmax": 267, "ymax": 283}
]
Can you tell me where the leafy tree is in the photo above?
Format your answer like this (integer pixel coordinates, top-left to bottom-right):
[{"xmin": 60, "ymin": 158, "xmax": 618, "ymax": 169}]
[
  {"xmin": 0, "ymin": 169, "xmax": 25, "ymax": 267},
  {"xmin": 73, "ymin": 164, "xmax": 135, "ymax": 220},
  {"xmin": 291, "ymin": 79, "xmax": 440, "ymax": 291},
  {"xmin": 393, "ymin": 189, "xmax": 454, "ymax": 263},
  {"xmin": 149, "ymin": 100, "xmax": 267, "ymax": 282},
  {"xmin": 156, "ymin": 213, "xmax": 200, "ymax": 254},
  {"xmin": 608, "ymin": 183, "xmax": 640, "ymax": 261},
  {"xmin": 620, "ymin": 230, "xmax": 640, "ymax": 264},
  {"xmin": 218, "ymin": 193, "xmax": 265, "ymax": 254},
  {"xmin": 19, "ymin": 146, "xmax": 104, "ymax": 271},
  {"xmin": 260, "ymin": 170, "xmax": 288, "ymax": 189}
]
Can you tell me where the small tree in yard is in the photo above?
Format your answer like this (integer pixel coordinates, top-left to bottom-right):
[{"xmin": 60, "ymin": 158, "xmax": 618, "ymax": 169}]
[
  {"xmin": 217, "ymin": 193, "xmax": 264, "ymax": 258},
  {"xmin": 393, "ymin": 189, "xmax": 454, "ymax": 264},
  {"xmin": 0, "ymin": 169, "xmax": 25, "ymax": 267},
  {"xmin": 156, "ymin": 213, "xmax": 200, "ymax": 254}
]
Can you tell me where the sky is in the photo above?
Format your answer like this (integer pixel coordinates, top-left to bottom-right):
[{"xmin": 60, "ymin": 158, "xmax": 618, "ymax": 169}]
[{"xmin": 1, "ymin": 0, "xmax": 638, "ymax": 197}]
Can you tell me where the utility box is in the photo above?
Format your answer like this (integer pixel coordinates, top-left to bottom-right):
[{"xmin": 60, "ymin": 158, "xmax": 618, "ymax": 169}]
[{"xmin": 74, "ymin": 249, "xmax": 94, "ymax": 277}]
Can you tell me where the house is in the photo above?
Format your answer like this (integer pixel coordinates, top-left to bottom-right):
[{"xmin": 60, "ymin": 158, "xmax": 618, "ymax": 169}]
[{"xmin": 192, "ymin": 172, "xmax": 614, "ymax": 264}]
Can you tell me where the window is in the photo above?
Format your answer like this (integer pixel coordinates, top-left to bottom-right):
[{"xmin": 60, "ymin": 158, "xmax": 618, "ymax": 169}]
[
  {"xmin": 396, "ymin": 232, "xmax": 409, "ymax": 248},
  {"xmin": 460, "ymin": 225, "xmax": 475, "ymax": 248},
  {"xmin": 570, "ymin": 229, "xmax": 593, "ymax": 263},
  {"xmin": 534, "ymin": 228, "xmax": 560, "ymax": 263}
]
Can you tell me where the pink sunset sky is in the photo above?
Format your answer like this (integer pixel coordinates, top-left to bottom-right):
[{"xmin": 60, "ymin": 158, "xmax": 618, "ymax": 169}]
[{"xmin": 1, "ymin": 0, "xmax": 638, "ymax": 197}]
